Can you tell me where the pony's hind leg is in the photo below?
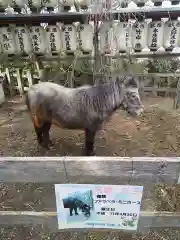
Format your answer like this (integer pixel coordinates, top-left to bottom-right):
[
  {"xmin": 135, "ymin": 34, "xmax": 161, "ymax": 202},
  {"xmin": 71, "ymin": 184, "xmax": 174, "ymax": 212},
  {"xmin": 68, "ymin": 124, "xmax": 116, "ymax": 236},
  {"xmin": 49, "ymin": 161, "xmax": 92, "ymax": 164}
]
[
  {"xmin": 84, "ymin": 128, "xmax": 96, "ymax": 156},
  {"xmin": 32, "ymin": 115, "xmax": 52, "ymax": 149},
  {"xmin": 41, "ymin": 121, "xmax": 52, "ymax": 149},
  {"xmin": 32, "ymin": 115, "xmax": 43, "ymax": 145},
  {"xmin": 34, "ymin": 125, "xmax": 43, "ymax": 145}
]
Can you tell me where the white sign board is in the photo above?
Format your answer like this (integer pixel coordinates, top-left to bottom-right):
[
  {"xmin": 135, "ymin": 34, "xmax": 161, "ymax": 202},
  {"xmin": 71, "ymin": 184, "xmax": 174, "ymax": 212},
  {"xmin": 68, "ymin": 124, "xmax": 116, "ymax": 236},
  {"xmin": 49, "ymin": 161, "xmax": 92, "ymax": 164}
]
[{"xmin": 55, "ymin": 184, "xmax": 143, "ymax": 230}]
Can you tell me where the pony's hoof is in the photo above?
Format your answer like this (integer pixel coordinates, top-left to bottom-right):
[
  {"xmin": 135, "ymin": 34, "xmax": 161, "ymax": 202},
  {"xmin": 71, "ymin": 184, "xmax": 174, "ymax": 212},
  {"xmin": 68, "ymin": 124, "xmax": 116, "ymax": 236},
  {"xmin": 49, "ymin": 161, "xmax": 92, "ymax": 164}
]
[
  {"xmin": 43, "ymin": 145, "xmax": 50, "ymax": 150},
  {"xmin": 48, "ymin": 140, "xmax": 54, "ymax": 146},
  {"xmin": 39, "ymin": 142, "xmax": 50, "ymax": 150},
  {"xmin": 84, "ymin": 150, "xmax": 96, "ymax": 156},
  {"xmin": 89, "ymin": 152, "xmax": 96, "ymax": 156},
  {"xmin": 39, "ymin": 140, "xmax": 54, "ymax": 150}
]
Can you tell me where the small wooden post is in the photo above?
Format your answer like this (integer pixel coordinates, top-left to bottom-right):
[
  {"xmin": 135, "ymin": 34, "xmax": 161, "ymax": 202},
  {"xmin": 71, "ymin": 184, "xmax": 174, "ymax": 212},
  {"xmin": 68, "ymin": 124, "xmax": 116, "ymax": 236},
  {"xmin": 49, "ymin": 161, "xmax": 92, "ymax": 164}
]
[
  {"xmin": 67, "ymin": 71, "xmax": 74, "ymax": 88},
  {"xmin": 5, "ymin": 68, "xmax": 13, "ymax": 97},
  {"xmin": 165, "ymin": 76, "xmax": 171, "ymax": 97},
  {"xmin": 152, "ymin": 75, "xmax": 158, "ymax": 97},
  {"xmin": 174, "ymin": 77, "xmax": 180, "ymax": 109},
  {"xmin": 16, "ymin": 69, "xmax": 23, "ymax": 96},
  {"xmin": 67, "ymin": 56, "xmax": 78, "ymax": 88},
  {"xmin": 26, "ymin": 70, "xmax": 33, "ymax": 87},
  {"xmin": 138, "ymin": 75, "xmax": 145, "ymax": 100},
  {"xmin": 35, "ymin": 60, "xmax": 46, "ymax": 81},
  {"xmin": 93, "ymin": 17, "xmax": 101, "ymax": 84}
]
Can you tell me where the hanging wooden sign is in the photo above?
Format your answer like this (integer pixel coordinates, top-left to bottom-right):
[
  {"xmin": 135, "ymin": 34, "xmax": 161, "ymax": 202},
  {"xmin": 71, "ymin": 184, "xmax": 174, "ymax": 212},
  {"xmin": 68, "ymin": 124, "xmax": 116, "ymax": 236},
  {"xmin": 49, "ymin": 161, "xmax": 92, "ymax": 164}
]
[
  {"xmin": 163, "ymin": 20, "xmax": 180, "ymax": 51},
  {"xmin": 147, "ymin": 20, "xmax": 164, "ymax": 52},
  {"xmin": 99, "ymin": 22, "xmax": 112, "ymax": 54},
  {"xmin": 29, "ymin": 25, "xmax": 47, "ymax": 54},
  {"xmin": 78, "ymin": 23, "xmax": 93, "ymax": 53},
  {"xmin": 61, "ymin": 24, "xmax": 77, "ymax": 53},
  {"xmin": 0, "ymin": 25, "xmax": 17, "ymax": 55},
  {"xmin": 46, "ymin": 25, "xmax": 62, "ymax": 54},
  {"xmin": 14, "ymin": 25, "xmax": 33, "ymax": 55},
  {"xmin": 131, "ymin": 22, "xmax": 148, "ymax": 52},
  {"xmin": 113, "ymin": 21, "xmax": 128, "ymax": 53}
]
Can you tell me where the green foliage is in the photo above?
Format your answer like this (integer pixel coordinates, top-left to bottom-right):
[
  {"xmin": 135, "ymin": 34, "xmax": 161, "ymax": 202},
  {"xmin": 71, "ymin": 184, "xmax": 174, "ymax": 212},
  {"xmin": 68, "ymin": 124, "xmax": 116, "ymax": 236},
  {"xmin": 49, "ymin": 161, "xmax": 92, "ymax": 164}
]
[
  {"xmin": 75, "ymin": 59, "xmax": 93, "ymax": 75},
  {"xmin": 0, "ymin": 56, "xmax": 179, "ymax": 86},
  {"xmin": 146, "ymin": 58, "xmax": 180, "ymax": 73}
]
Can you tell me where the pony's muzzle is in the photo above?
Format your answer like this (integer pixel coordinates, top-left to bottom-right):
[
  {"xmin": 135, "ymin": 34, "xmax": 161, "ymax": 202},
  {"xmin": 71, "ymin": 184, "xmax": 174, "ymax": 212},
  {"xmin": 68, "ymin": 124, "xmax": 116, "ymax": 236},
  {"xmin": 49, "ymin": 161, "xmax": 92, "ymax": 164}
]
[
  {"xmin": 128, "ymin": 107, "xmax": 144, "ymax": 117},
  {"xmin": 135, "ymin": 108, "xmax": 144, "ymax": 116}
]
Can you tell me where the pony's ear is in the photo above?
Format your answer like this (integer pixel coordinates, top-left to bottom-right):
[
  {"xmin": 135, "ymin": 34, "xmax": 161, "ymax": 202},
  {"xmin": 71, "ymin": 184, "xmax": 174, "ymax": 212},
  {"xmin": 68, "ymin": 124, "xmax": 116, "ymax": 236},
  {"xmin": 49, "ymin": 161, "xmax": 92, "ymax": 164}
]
[{"xmin": 116, "ymin": 76, "xmax": 124, "ymax": 84}]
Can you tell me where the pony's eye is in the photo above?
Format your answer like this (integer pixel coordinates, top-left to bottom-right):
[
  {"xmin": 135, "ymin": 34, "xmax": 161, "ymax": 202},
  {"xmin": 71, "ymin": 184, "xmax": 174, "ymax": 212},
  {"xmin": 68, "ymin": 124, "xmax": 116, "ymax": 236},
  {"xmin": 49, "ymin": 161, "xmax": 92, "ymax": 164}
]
[{"xmin": 131, "ymin": 95, "xmax": 137, "ymax": 100}]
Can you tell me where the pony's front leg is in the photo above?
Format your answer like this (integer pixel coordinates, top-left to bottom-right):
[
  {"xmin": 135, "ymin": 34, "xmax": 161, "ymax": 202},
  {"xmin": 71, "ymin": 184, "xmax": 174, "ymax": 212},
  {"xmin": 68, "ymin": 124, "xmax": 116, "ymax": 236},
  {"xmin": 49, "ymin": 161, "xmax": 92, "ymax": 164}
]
[{"xmin": 84, "ymin": 128, "xmax": 96, "ymax": 156}]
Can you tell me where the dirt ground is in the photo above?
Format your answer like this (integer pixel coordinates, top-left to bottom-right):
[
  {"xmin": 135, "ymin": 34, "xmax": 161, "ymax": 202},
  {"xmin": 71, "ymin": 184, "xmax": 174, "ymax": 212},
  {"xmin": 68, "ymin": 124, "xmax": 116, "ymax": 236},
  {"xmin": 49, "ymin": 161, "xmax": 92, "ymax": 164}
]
[
  {"xmin": 1, "ymin": 96, "xmax": 180, "ymax": 157},
  {"xmin": 1, "ymin": 96, "xmax": 180, "ymax": 239}
]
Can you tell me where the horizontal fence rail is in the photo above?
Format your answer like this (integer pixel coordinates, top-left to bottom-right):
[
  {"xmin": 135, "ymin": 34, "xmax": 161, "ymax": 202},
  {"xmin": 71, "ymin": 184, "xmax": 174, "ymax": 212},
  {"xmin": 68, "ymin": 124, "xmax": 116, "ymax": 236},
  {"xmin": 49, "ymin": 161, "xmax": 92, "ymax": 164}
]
[
  {"xmin": 0, "ymin": 157, "xmax": 180, "ymax": 184},
  {"xmin": 0, "ymin": 211, "xmax": 180, "ymax": 232},
  {"xmin": 3, "ymin": 52, "xmax": 180, "ymax": 67},
  {"xmin": 1, "ymin": 157, "xmax": 180, "ymax": 232}
]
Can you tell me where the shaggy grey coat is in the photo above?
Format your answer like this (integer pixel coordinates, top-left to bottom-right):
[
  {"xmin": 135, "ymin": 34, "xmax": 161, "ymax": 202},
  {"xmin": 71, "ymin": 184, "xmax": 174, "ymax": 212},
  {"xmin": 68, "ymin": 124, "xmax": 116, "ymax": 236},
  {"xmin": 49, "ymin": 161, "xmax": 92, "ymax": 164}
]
[{"xmin": 26, "ymin": 74, "xmax": 144, "ymax": 155}]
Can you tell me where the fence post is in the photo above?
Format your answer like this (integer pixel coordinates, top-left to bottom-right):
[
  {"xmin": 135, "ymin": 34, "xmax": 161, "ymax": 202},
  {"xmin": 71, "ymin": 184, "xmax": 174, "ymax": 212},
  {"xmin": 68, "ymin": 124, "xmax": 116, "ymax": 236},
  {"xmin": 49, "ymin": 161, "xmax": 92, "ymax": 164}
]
[
  {"xmin": 152, "ymin": 75, "xmax": 158, "ymax": 97},
  {"xmin": 67, "ymin": 57, "xmax": 76, "ymax": 88},
  {"xmin": 35, "ymin": 60, "xmax": 46, "ymax": 81},
  {"xmin": 93, "ymin": 17, "xmax": 101, "ymax": 84},
  {"xmin": 16, "ymin": 69, "xmax": 23, "ymax": 96},
  {"xmin": 138, "ymin": 75, "xmax": 145, "ymax": 100},
  {"xmin": 67, "ymin": 71, "xmax": 74, "ymax": 88},
  {"xmin": 27, "ymin": 70, "xmax": 33, "ymax": 87},
  {"xmin": 174, "ymin": 77, "xmax": 180, "ymax": 109},
  {"xmin": 165, "ymin": 76, "xmax": 171, "ymax": 97},
  {"xmin": 5, "ymin": 68, "xmax": 13, "ymax": 97}
]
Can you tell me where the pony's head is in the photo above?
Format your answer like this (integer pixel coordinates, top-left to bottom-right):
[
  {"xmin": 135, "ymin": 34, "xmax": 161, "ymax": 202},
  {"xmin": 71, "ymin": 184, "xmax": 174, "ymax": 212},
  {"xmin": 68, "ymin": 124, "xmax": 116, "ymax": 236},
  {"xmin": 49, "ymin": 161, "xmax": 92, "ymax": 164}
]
[{"xmin": 117, "ymin": 74, "xmax": 144, "ymax": 117}]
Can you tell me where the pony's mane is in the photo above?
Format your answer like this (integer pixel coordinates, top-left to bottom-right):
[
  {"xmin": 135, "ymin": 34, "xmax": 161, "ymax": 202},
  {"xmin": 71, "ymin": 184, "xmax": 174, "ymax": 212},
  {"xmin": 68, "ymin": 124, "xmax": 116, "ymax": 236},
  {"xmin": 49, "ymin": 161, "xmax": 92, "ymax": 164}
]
[{"xmin": 116, "ymin": 73, "xmax": 138, "ymax": 88}]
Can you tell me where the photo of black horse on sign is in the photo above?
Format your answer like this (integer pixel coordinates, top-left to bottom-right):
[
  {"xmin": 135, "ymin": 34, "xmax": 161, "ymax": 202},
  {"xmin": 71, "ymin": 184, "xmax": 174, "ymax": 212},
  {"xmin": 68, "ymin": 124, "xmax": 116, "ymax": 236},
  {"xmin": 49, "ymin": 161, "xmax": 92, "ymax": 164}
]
[{"xmin": 62, "ymin": 189, "xmax": 93, "ymax": 223}]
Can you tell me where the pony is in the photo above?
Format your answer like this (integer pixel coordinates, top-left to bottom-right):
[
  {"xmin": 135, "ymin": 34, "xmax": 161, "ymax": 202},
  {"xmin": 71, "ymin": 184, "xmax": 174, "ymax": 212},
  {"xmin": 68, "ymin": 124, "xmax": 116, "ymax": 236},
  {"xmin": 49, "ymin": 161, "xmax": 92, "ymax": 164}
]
[
  {"xmin": 63, "ymin": 197, "xmax": 91, "ymax": 217},
  {"xmin": 26, "ymin": 74, "xmax": 144, "ymax": 156}
]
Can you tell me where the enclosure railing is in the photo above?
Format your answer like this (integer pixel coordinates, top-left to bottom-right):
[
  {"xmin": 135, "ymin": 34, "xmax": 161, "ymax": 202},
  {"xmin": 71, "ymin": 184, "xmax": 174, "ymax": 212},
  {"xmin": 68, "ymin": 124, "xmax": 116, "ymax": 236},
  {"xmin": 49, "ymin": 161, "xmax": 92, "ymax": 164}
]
[
  {"xmin": 0, "ymin": 157, "xmax": 180, "ymax": 233},
  {"xmin": 2, "ymin": 70, "xmax": 180, "ymax": 108}
]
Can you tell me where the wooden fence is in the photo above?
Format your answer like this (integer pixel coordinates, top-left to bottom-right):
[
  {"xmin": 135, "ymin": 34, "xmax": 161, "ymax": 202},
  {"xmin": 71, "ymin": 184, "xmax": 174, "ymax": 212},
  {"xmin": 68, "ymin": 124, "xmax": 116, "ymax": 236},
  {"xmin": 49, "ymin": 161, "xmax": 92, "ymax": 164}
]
[
  {"xmin": 2, "ymin": 70, "xmax": 180, "ymax": 107},
  {"xmin": 1, "ymin": 157, "xmax": 180, "ymax": 233},
  {"xmin": 2, "ymin": 70, "xmax": 180, "ymax": 94}
]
